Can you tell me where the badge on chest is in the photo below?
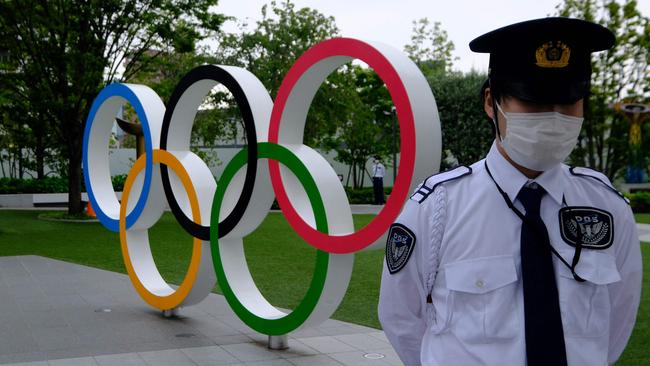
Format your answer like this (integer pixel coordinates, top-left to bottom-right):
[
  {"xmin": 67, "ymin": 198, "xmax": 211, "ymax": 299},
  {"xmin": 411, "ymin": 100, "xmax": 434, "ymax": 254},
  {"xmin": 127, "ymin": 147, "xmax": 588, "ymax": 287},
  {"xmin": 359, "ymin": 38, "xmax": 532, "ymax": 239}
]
[
  {"xmin": 559, "ymin": 207, "xmax": 614, "ymax": 250},
  {"xmin": 386, "ymin": 223, "xmax": 416, "ymax": 274}
]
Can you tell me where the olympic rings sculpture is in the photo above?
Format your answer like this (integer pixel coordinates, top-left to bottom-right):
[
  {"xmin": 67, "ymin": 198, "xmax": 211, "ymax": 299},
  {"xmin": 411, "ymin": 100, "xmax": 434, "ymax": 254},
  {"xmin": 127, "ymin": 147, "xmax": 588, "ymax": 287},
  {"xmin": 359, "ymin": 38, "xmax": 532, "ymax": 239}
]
[{"xmin": 83, "ymin": 38, "xmax": 441, "ymax": 335}]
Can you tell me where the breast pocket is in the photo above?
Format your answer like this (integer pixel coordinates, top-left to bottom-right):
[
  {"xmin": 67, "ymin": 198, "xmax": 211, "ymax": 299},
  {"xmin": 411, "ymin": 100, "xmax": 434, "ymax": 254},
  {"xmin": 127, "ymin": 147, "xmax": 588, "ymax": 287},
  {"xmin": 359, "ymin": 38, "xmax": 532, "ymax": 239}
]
[
  {"xmin": 444, "ymin": 255, "xmax": 519, "ymax": 344},
  {"xmin": 556, "ymin": 249, "xmax": 621, "ymax": 338}
]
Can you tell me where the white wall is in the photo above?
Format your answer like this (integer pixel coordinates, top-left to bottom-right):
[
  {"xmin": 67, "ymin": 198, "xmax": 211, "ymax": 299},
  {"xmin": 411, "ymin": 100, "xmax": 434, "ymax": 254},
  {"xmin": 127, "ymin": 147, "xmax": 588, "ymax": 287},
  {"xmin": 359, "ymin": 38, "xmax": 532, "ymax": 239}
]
[
  {"xmin": 109, "ymin": 148, "xmax": 398, "ymax": 188},
  {"xmin": 1, "ymin": 148, "xmax": 399, "ymax": 188}
]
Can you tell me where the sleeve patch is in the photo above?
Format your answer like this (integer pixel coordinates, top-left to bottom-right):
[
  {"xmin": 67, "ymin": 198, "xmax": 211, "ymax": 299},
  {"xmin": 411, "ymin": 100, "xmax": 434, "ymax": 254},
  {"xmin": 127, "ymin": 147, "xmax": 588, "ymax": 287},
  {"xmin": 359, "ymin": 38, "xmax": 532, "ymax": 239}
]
[{"xmin": 386, "ymin": 223, "xmax": 416, "ymax": 274}]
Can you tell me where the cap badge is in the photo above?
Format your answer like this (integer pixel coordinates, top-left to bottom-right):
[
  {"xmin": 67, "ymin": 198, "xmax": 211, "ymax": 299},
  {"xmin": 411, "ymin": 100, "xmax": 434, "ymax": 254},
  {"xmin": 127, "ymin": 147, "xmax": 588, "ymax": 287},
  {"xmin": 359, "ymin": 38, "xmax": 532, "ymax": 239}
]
[{"xmin": 535, "ymin": 41, "xmax": 571, "ymax": 68}]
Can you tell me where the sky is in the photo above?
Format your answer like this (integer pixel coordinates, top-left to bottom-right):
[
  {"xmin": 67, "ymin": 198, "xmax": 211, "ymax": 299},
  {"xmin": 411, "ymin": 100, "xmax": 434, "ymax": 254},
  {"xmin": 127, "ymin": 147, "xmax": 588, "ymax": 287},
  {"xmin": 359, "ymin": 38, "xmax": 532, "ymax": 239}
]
[{"xmin": 213, "ymin": 0, "xmax": 650, "ymax": 73}]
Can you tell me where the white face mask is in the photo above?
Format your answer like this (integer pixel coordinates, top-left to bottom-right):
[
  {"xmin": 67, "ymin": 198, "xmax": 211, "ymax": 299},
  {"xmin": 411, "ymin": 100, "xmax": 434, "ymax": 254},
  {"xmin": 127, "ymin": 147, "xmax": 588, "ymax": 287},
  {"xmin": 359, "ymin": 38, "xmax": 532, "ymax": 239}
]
[{"xmin": 496, "ymin": 102, "xmax": 583, "ymax": 171}]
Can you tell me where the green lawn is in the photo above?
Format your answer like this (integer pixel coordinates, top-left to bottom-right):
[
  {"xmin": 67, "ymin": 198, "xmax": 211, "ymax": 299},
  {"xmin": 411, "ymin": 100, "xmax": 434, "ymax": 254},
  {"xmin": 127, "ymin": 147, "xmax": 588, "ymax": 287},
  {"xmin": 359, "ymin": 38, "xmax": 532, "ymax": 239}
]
[
  {"xmin": 635, "ymin": 213, "xmax": 650, "ymax": 224},
  {"xmin": 0, "ymin": 210, "xmax": 648, "ymax": 364}
]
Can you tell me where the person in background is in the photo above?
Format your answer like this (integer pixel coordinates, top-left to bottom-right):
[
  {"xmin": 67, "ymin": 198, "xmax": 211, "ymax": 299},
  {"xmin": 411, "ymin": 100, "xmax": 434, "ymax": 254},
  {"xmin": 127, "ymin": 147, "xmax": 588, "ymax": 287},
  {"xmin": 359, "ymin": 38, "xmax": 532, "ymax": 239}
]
[{"xmin": 372, "ymin": 155, "xmax": 386, "ymax": 205}]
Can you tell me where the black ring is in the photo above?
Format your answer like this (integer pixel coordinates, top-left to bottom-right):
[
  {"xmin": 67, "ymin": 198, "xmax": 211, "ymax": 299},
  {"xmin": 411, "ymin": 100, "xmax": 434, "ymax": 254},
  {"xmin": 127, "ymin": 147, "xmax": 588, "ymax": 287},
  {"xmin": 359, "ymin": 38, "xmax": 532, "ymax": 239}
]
[{"xmin": 160, "ymin": 65, "xmax": 258, "ymax": 240}]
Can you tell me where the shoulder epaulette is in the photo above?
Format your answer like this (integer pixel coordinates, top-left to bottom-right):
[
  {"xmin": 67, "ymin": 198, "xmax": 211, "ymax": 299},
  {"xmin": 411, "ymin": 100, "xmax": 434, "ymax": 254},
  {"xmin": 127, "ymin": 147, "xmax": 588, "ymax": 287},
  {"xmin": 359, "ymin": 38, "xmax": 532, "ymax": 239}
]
[
  {"xmin": 410, "ymin": 166, "xmax": 472, "ymax": 204},
  {"xmin": 569, "ymin": 166, "xmax": 629, "ymax": 204}
]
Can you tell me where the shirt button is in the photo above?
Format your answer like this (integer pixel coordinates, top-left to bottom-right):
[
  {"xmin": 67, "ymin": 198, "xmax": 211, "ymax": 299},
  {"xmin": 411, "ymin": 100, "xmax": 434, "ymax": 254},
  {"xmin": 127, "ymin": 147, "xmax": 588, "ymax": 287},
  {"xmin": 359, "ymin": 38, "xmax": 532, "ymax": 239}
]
[{"xmin": 475, "ymin": 280, "xmax": 485, "ymax": 288}]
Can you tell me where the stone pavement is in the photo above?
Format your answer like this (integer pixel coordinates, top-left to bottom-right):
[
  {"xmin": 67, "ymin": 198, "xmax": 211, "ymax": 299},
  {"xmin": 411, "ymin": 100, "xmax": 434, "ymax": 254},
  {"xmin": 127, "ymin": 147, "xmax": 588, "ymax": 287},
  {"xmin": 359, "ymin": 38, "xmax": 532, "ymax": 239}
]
[{"xmin": 0, "ymin": 256, "xmax": 400, "ymax": 366}]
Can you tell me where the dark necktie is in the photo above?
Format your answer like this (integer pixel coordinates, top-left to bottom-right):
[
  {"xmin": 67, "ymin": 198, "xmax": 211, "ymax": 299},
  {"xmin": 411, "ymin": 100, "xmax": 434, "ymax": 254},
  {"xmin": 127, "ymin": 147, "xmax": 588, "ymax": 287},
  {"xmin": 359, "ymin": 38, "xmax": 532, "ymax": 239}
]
[{"xmin": 518, "ymin": 185, "xmax": 567, "ymax": 366}]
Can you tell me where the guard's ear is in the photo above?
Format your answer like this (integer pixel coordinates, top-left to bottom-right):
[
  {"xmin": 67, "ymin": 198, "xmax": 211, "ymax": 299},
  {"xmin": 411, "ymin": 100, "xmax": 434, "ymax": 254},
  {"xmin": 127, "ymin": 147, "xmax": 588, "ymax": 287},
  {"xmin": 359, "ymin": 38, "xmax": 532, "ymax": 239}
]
[{"xmin": 484, "ymin": 87, "xmax": 495, "ymax": 120}]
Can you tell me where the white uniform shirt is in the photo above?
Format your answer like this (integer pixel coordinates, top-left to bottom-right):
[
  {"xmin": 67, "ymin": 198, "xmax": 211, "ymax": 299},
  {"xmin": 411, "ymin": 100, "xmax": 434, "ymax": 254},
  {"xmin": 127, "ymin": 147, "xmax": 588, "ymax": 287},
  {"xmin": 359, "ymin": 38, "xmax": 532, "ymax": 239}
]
[
  {"xmin": 374, "ymin": 162, "xmax": 386, "ymax": 178},
  {"xmin": 379, "ymin": 143, "xmax": 642, "ymax": 366}
]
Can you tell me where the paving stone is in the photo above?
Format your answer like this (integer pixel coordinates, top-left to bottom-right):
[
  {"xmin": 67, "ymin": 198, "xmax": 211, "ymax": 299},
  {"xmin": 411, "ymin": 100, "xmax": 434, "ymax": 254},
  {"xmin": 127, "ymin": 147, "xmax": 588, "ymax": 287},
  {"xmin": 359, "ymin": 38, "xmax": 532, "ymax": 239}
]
[
  {"xmin": 370, "ymin": 347, "xmax": 404, "ymax": 366},
  {"xmin": 48, "ymin": 357, "xmax": 98, "ymax": 366},
  {"xmin": 0, "ymin": 328, "xmax": 38, "ymax": 354},
  {"xmin": 274, "ymin": 340, "xmax": 319, "ymax": 359},
  {"xmin": 328, "ymin": 351, "xmax": 394, "ymax": 366},
  {"xmin": 94, "ymin": 353, "xmax": 148, "ymax": 366},
  {"xmin": 23, "ymin": 310, "xmax": 69, "ymax": 329},
  {"xmin": 366, "ymin": 332, "xmax": 389, "ymax": 343},
  {"xmin": 221, "ymin": 343, "xmax": 281, "ymax": 362},
  {"xmin": 242, "ymin": 360, "xmax": 293, "ymax": 366},
  {"xmin": 286, "ymin": 355, "xmax": 343, "ymax": 366},
  {"xmin": 333, "ymin": 333, "xmax": 391, "ymax": 351},
  {"xmin": 294, "ymin": 337, "xmax": 355, "ymax": 354},
  {"xmin": 180, "ymin": 346, "xmax": 239, "ymax": 365},
  {"xmin": 31, "ymin": 326, "xmax": 80, "ymax": 351},
  {"xmin": 138, "ymin": 349, "xmax": 198, "ymax": 366},
  {"xmin": 0, "ymin": 352, "xmax": 47, "ymax": 365}
]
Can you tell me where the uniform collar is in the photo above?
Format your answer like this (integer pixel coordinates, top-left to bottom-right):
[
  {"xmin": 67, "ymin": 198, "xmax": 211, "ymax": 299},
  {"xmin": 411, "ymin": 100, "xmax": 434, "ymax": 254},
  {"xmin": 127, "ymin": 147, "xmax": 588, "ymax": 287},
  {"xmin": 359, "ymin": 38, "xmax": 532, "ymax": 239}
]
[{"xmin": 485, "ymin": 142, "xmax": 564, "ymax": 205}]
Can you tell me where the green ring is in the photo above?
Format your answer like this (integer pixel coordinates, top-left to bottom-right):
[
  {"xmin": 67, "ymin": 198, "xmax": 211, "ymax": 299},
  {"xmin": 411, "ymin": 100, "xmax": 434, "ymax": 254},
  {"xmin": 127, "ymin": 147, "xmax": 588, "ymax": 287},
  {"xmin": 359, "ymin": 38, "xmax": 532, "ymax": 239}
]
[{"xmin": 210, "ymin": 142, "xmax": 330, "ymax": 335}]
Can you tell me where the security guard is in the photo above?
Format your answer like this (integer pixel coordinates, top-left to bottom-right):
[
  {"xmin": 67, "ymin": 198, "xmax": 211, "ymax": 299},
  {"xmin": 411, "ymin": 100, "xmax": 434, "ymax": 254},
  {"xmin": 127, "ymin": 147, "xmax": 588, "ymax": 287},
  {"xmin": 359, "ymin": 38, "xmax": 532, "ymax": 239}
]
[{"xmin": 379, "ymin": 17, "xmax": 642, "ymax": 366}]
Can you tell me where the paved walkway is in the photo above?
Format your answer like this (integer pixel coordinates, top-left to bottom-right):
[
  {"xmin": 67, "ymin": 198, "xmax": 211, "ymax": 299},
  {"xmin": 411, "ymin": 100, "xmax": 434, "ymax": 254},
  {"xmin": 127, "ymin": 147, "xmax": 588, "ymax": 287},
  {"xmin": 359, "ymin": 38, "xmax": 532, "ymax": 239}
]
[{"xmin": 0, "ymin": 256, "xmax": 400, "ymax": 366}]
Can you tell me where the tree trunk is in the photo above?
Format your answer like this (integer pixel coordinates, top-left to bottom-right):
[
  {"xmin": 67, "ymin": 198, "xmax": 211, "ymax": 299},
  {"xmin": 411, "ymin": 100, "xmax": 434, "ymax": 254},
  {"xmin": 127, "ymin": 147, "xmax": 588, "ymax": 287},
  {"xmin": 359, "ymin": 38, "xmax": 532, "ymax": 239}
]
[
  {"xmin": 35, "ymin": 130, "xmax": 45, "ymax": 179},
  {"xmin": 18, "ymin": 149, "xmax": 24, "ymax": 179},
  {"xmin": 67, "ymin": 123, "xmax": 83, "ymax": 215}
]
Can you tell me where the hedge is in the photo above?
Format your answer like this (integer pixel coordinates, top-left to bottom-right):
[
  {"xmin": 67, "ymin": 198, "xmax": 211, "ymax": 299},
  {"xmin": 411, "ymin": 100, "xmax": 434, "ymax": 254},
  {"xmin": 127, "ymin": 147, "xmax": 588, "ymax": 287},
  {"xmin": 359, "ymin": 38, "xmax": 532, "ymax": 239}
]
[
  {"xmin": 344, "ymin": 187, "xmax": 392, "ymax": 204},
  {"xmin": 0, "ymin": 175, "xmax": 127, "ymax": 194},
  {"xmin": 626, "ymin": 191, "xmax": 650, "ymax": 213},
  {"xmin": 1, "ymin": 176, "xmax": 392, "ymax": 206},
  {"xmin": 0, "ymin": 177, "xmax": 69, "ymax": 194}
]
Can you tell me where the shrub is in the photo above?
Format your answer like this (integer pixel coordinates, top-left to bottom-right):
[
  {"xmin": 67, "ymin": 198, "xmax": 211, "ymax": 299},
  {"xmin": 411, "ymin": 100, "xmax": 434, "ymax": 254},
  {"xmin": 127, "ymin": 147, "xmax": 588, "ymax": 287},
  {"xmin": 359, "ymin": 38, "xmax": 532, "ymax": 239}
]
[
  {"xmin": 344, "ymin": 187, "xmax": 392, "ymax": 204},
  {"xmin": 0, "ymin": 177, "xmax": 68, "ymax": 194},
  {"xmin": 111, "ymin": 174, "xmax": 127, "ymax": 192},
  {"xmin": 625, "ymin": 191, "xmax": 650, "ymax": 213},
  {"xmin": 269, "ymin": 187, "xmax": 393, "ymax": 208},
  {"xmin": 0, "ymin": 175, "xmax": 126, "ymax": 194}
]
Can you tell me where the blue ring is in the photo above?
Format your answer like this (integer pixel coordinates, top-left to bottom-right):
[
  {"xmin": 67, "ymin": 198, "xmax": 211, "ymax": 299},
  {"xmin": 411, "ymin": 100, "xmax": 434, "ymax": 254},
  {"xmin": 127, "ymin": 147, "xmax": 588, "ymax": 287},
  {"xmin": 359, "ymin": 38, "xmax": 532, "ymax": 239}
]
[{"xmin": 83, "ymin": 83, "xmax": 154, "ymax": 232}]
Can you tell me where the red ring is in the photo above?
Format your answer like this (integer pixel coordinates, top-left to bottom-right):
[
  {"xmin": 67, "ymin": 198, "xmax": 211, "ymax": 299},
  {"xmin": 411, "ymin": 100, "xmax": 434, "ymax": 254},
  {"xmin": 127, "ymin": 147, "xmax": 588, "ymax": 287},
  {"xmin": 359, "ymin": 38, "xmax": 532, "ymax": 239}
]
[{"xmin": 268, "ymin": 38, "xmax": 416, "ymax": 254}]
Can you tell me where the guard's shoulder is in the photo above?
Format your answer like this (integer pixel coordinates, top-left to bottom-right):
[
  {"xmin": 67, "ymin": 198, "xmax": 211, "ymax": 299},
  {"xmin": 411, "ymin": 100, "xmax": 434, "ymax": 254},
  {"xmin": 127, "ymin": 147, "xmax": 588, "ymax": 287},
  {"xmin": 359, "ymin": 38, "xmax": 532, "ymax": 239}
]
[
  {"xmin": 567, "ymin": 165, "xmax": 630, "ymax": 205},
  {"xmin": 410, "ymin": 165, "xmax": 473, "ymax": 204}
]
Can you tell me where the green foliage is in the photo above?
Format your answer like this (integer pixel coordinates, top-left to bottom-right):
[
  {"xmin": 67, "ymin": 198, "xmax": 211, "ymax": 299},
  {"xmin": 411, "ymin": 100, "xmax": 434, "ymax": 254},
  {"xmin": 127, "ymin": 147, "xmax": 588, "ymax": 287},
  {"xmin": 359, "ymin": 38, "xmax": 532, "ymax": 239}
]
[
  {"xmin": 557, "ymin": 0, "xmax": 650, "ymax": 180},
  {"xmin": 404, "ymin": 18, "xmax": 458, "ymax": 76},
  {"xmin": 427, "ymin": 71, "xmax": 493, "ymax": 169},
  {"xmin": 0, "ymin": 175, "xmax": 128, "ymax": 194},
  {"xmin": 323, "ymin": 66, "xmax": 396, "ymax": 188},
  {"xmin": 0, "ymin": 0, "xmax": 226, "ymax": 214},
  {"xmin": 111, "ymin": 174, "xmax": 127, "ymax": 192},
  {"xmin": 215, "ymin": 0, "xmax": 342, "ymax": 147},
  {"xmin": 0, "ymin": 177, "xmax": 69, "ymax": 194},
  {"xmin": 344, "ymin": 187, "xmax": 392, "ymax": 204},
  {"xmin": 625, "ymin": 191, "xmax": 650, "ymax": 212},
  {"xmin": 37, "ymin": 212, "xmax": 96, "ymax": 221},
  {"xmin": 403, "ymin": 18, "xmax": 491, "ymax": 169}
]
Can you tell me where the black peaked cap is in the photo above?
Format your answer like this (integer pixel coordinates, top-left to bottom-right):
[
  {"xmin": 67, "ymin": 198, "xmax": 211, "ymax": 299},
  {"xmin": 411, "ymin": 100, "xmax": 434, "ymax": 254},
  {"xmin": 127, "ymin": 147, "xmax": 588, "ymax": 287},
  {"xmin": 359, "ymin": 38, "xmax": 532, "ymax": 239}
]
[{"xmin": 470, "ymin": 17, "xmax": 615, "ymax": 104}]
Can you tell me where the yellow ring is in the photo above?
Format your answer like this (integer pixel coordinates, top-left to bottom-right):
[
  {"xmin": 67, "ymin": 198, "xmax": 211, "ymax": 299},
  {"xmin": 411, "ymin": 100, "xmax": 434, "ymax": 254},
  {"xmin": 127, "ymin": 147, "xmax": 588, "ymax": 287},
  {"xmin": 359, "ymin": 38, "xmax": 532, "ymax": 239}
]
[{"xmin": 120, "ymin": 149, "xmax": 202, "ymax": 310}]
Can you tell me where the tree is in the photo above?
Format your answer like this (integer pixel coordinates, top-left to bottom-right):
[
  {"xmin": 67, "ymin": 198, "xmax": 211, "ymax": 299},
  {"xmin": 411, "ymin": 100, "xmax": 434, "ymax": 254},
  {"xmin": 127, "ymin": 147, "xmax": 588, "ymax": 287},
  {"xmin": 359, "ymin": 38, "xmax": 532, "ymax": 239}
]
[
  {"xmin": 0, "ymin": 0, "xmax": 225, "ymax": 214},
  {"xmin": 0, "ymin": 24, "xmax": 52, "ymax": 180},
  {"xmin": 429, "ymin": 71, "xmax": 492, "ymax": 169},
  {"xmin": 404, "ymin": 18, "xmax": 458, "ymax": 76},
  {"xmin": 124, "ymin": 47, "xmax": 233, "ymax": 169},
  {"xmin": 404, "ymin": 17, "xmax": 490, "ymax": 170},
  {"xmin": 215, "ymin": 0, "xmax": 344, "ymax": 147},
  {"xmin": 323, "ymin": 66, "xmax": 395, "ymax": 188},
  {"xmin": 557, "ymin": 0, "xmax": 650, "ymax": 180}
]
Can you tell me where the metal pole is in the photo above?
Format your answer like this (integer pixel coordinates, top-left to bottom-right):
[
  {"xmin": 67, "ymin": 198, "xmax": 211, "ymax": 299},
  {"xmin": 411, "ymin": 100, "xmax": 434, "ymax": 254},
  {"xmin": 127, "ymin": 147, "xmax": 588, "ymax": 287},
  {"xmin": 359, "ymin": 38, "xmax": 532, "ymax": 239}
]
[{"xmin": 268, "ymin": 335, "xmax": 289, "ymax": 350}]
